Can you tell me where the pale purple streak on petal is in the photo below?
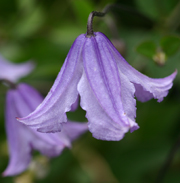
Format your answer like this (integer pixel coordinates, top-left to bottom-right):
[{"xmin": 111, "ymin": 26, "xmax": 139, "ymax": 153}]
[
  {"xmin": 83, "ymin": 33, "xmax": 128, "ymax": 127},
  {"xmin": 18, "ymin": 35, "xmax": 86, "ymax": 132},
  {"xmin": 103, "ymin": 33, "xmax": 177, "ymax": 102},
  {"xmin": 78, "ymin": 71, "xmax": 129, "ymax": 141},
  {"xmin": 0, "ymin": 56, "xmax": 34, "ymax": 82}
]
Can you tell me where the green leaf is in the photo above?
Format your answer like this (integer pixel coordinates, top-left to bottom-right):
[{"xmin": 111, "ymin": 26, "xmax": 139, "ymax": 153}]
[
  {"xmin": 136, "ymin": 40, "xmax": 156, "ymax": 58},
  {"xmin": 160, "ymin": 35, "xmax": 180, "ymax": 56}
]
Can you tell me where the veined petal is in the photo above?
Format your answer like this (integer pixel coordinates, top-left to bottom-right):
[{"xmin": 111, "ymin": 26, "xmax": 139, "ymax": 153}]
[
  {"xmin": 93, "ymin": 33, "xmax": 139, "ymax": 132},
  {"xmin": 78, "ymin": 71, "xmax": 129, "ymax": 141},
  {"xmin": 102, "ymin": 32, "xmax": 177, "ymax": 102},
  {"xmin": 0, "ymin": 56, "xmax": 34, "ymax": 82},
  {"xmin": 18, "ymin": 35, "xmax": 86, "ymax": 132},
  {"xmin": 83, "ymin": 33, "xmax": 129, "ymax": 127},
  {"xmin": 78, "ymin": 32, "xmax": 139, "ymax": 140}
]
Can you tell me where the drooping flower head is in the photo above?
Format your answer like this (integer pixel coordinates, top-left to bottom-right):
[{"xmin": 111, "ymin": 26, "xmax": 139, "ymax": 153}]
[
  {"xmin": 18, "ymin": 9, "xmax": 177, "ymax": 141},
  {"xmin": 18, "ymin": 30, "xmax": 177, "ymax": 141},
  {"xmin": 3, "ymin": 83, "xmax": 87, "ymax": 176}
]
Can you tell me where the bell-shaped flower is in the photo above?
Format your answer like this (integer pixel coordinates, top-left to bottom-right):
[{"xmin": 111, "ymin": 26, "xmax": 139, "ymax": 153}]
[
  {"xmin": 3, "ymin": 83, "xmax": 87, "ymax": 176},
  {"xmin": 18, "ymin": 32, "xmax": 177, "ymax": 141},
  {"xmin": 0, "ymin": 55, "xmax": 34, "ymax": 82}
]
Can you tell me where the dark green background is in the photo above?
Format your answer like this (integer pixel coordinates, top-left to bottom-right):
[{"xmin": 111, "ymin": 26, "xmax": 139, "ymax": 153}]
[{"xmin": 0, "ymin": 0, "xmax": 180, "ymax": 182}]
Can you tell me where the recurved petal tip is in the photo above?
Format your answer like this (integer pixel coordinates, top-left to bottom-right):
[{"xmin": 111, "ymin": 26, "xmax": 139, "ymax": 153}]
[{"xmin": 131, "ymin": 69, "xmax": 177, "ymax": 103}]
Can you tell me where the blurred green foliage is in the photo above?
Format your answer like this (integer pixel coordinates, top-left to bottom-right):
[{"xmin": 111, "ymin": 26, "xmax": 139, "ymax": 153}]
[
  {"xmin": 136, "ymin": 40, "xmax": 157, "ymax": 58},
  {"xmin": 0, "ymin": 0, "xmax": 180, "ymax": 183},
  {"xmin": 160, "ymin": 35, "xmax": 180, "ymax": 56}
]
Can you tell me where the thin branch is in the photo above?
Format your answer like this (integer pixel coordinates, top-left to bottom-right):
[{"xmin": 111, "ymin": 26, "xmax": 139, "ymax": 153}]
[{"xmin": 86, "ymin": 3, "xmax": 153, "ymax": 37}]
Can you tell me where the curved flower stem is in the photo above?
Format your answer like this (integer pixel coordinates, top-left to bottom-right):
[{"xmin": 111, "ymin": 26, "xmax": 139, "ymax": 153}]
[
  {"xmin": 0, "ymin": 79, "xmax": 17, "ymax": 89},
  {"xmin": 86, "ymin": 3, "xmax": 153, "ymax": 37},
  {"xmin": 87, "ymin": 11, "xmax": 105, "ymax": 37},
  {"xmin": 156, "ymin": 135, "xmax": 180, "ymax": 183},
  {"xmin": 86, "ymin": 4, "xmax": 116, "ymax": 37}
]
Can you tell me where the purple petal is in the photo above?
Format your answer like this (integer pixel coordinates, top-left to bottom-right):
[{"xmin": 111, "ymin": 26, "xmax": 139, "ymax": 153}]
[
  {"xmin": 116, "ymin": 68, "xmax": 139, "ymax": 133},
  {"xmin": 83, "ymin": 33, "xmax": 128, "ymax": 126},
  {"xmin": 17, "ymin": 35, "xmax": 86, "ymax": 132},
  {"xmin": 132, "ymin": 72, "xmax": 177, "ymax": 102},
  {"xmin": 0, "ymin": 56, "xmax": 34, "ymax": 82},
  {"xmin": 78, "ymin": 71, "xmax": 129, "ymax": 141},
  {"xmin": 3, "ymin": 90, "xmax": 32, "ymax": 176},
  {"xmin": 102, "ymin": 32, "xmax": 177, "ymax": 102},
  {"xmin": 78, "ymin": 33, "xmax": 138, "ymax": 141}
]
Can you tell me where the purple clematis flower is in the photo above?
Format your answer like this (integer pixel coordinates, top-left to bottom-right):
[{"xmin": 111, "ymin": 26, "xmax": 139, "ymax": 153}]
[
  {"xmin": 0, "ymin": 55, "xmax": 34, "ymax": 82},
  {"xmin": 3, "ymin": 83, "xmax": 87, "ymax": 176},
  {"xmin": 18, "ymin": 32, "xmax": 177, "ymax": 141}
]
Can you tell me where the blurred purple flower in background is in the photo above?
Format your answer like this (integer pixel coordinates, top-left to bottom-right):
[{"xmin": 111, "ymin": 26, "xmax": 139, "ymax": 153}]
[
  {"xmin": 0, "ymin": 55, "xmax": 34, "ymax": 82},
  {"xmin": 3, "ymin": 83, "xmax": 87, "ymax": 176},
  {"xmin": 18, "ymin": 32, "xmax": 177, "ymax": 141},
  {"xmin": 0, "ymin": 57, "xmax": 87, "ymax": 176}
]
